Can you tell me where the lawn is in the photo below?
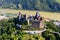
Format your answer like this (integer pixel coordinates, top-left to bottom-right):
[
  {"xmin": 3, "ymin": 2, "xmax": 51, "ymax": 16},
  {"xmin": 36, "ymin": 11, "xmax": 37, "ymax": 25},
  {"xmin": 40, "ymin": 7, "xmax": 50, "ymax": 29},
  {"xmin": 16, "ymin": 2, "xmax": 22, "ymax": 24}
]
[{"xmin": 0, "ymin": 9, "xmax": 60, "ymax": 21}]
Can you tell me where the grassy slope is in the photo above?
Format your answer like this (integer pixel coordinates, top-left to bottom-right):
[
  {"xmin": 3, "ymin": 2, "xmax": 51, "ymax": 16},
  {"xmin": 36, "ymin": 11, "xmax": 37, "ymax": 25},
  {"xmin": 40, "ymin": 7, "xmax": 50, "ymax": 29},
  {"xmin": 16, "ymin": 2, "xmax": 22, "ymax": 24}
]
[
  {"xmin": 0, "ymin": 9, "xmax": 60, "ymax": 21},
  {"xmin": 55, "ymin": 0, "xmax": 60, "ymax": 4}
]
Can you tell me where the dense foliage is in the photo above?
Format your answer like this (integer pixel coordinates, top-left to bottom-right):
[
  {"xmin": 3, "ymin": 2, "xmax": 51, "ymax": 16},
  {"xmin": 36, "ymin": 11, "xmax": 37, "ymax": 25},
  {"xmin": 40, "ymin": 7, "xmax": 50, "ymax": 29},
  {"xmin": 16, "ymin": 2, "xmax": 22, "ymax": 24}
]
[
  {"xmin": 0, "ymin": 18, "xmax": 45, "ymax": 40},
  {"xmin": 0, "ymin": 17, "xmax": 60, "ymax": 40},
  {"xmin": 0, "ymin": 19, "xmax": 23, "ymax": 40},
  {"xmin": 0, "ymin": 18, "xmax": 60, "ymax": 40},
  {"xmin": 45, "ymin": 21, "xmax": 60, "ymax": 32},
  {"xmin": 42, "ymin": 21, "xmax": 60, "ymax": 40},
  {"xmin": 0, "ymin": 0, "xmax": 60, "ymax": 12}
]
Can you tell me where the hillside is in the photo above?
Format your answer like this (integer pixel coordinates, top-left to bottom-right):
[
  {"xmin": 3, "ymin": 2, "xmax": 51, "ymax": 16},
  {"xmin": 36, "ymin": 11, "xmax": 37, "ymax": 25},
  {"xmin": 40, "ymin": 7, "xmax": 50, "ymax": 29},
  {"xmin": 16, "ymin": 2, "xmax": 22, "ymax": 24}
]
[
  {"xmin": 55, "ymin": 0, "xmax": 60, "ymax": 4},
  {"xmin": 0, "ymin": 9, "xmax": 60, "ymax": 21},
  {"xmin": 0, "ymin": 0, "xmax": 60, "ymax": 12},
  {"xmin": 0, "ymin": 10, "xmax": 60, "ymax": 40}
]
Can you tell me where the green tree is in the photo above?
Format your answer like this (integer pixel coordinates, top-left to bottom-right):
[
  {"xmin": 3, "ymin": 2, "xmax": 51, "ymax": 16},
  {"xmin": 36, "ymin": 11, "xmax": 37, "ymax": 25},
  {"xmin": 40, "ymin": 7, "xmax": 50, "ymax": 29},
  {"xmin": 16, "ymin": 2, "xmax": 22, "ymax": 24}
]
[
  {"xmin": 42, "ymin": 30, "xmax": 50, "ymax": 38},
  {"xmin": 49, "ymin": 34, "xmax": 56, "ymax": 40}
]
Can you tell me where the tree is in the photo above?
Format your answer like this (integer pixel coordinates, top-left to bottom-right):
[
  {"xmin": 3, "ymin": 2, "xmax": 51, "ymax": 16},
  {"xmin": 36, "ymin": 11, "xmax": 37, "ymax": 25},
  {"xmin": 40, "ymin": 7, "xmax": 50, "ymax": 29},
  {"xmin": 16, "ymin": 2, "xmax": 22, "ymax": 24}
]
[
  {"xmin": 45, "ymin": 21, "xmax": 59, "ymax": 32},
  {"xmin": 42, "ymin": 30, "xmax": 50, "ymax": 38},
  {"xmin": 49, "ymin": 34, "xmax": 56, "ymax": 40},
  {"xmin": 14, "ymin": 0, "xmax": 19, "ymax": 8},
  {"xmin": 34, "ymin": 0, "xmax": 41, "ymax": 10}
]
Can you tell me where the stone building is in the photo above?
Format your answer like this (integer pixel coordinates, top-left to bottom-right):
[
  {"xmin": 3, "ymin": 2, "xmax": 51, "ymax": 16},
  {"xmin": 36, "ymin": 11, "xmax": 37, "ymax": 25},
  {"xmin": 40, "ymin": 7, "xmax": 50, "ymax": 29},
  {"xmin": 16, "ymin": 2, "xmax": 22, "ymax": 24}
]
[{"xmin": 31, "ymin": 20, "xmax": 44, "ymax": 29}]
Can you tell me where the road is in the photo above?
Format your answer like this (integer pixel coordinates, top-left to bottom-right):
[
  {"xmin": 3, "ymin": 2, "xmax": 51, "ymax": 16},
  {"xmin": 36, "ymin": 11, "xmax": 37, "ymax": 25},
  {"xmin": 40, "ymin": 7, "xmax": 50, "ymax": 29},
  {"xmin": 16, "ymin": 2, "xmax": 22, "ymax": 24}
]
[{"xmin": 24, "ymin": 29, "xmax": 46, "ymax": 34}]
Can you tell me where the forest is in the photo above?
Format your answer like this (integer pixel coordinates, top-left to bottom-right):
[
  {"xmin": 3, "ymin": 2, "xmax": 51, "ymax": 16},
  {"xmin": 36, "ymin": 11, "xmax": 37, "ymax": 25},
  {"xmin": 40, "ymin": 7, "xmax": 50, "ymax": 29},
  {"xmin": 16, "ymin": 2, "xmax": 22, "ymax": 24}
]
[
  {"xmin": 0, "ymin": 18, "xmax": 60, "ymax": 40},
  {"xmin": 0, "ymin": 0, "xmax": 60, "ymax": 12}
]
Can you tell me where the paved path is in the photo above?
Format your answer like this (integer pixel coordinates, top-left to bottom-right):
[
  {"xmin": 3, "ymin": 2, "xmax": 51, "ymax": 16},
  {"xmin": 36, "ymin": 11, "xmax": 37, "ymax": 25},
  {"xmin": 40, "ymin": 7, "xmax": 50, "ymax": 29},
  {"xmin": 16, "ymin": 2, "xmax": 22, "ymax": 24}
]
[{"xmin": 24, "ymin": 29, "xmax": 46, "ymax": 34}]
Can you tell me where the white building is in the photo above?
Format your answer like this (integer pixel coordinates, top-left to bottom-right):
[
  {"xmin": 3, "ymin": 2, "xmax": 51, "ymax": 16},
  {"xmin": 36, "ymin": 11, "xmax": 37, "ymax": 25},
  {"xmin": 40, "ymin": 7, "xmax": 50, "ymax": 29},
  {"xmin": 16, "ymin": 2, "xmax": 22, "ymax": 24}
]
[
  {"xmin": 53, "ymin": 22, "xmax": 60, "ymax": 27},
  {"xmin": 0, "ymin": 16, "xmax": 8, "ymax": 21}
]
